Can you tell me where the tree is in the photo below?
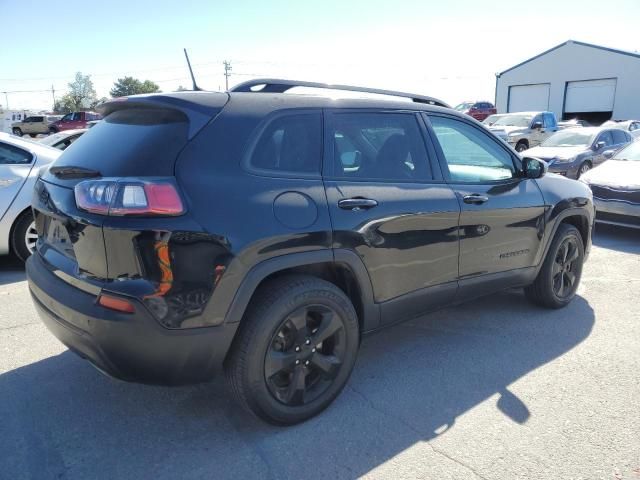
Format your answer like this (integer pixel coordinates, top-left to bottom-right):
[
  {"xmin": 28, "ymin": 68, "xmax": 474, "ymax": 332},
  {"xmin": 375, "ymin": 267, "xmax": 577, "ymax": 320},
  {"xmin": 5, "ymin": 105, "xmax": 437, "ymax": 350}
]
[
  {"xmin": 54, "ymin": 72, "xmax": 97, "ymax": 113},
  {"xmin": 175, "ymin": 85, "xmax": 189, "ymax": 92},
  {"xmin": 110, "ymin": 77, "xmax": 160, "ymax": 97}
]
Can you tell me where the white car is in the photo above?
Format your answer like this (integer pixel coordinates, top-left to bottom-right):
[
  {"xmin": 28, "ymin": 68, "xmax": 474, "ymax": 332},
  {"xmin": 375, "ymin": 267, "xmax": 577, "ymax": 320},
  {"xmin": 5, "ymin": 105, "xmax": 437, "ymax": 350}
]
[
  {"xmin": 0, "ymin": 132, "xmax": 61, "ymax": 261},
  {"xmin": 39, "ymin": 128, "xmax": 87, "ymax": 150}
]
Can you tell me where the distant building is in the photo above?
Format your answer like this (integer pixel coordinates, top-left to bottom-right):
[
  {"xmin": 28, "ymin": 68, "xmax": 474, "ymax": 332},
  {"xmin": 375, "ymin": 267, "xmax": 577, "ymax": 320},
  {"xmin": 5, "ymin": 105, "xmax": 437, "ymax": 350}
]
[{"xmin": 495, "ymin": 40, "xmax": 640, "ymax": 124}]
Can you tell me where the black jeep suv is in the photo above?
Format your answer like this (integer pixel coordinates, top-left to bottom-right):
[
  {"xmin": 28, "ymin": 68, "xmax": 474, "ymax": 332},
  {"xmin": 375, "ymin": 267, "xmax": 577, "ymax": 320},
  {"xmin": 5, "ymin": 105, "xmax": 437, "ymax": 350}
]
[{"xmin": 26, "ymin": 79, "xmax": 594, "ymax": 425}]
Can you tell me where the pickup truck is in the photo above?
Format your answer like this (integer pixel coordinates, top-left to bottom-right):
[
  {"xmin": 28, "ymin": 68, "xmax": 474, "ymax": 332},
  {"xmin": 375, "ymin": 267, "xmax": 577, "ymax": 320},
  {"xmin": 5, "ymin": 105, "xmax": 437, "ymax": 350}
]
[
  {"xmin": 489, "ymin": 111, "xmax": 559, "ymax": 152},
  {"xmin": 11, "ymin": 115, "xmax": 57, "ymax": 137},
  {"xmin": 49, "ymin": 111, "xmax": 101, "ymax": 133}
]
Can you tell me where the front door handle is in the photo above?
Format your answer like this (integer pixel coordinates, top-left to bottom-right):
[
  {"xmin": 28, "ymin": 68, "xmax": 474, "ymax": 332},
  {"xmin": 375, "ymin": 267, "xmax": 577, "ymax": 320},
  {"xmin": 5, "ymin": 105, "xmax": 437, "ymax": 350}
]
[
  {"xmin": 463, "ymin": 194, "xmax": 489, "ymax": 205},
  {"xmin": 338, "ymin": 198, "xmax": 378, "ymax": 211}
]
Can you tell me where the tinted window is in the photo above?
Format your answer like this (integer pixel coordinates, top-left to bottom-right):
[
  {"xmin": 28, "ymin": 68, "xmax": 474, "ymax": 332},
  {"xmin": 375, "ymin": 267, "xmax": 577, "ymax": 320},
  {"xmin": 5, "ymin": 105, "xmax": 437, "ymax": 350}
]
[
  {"xmin": 248, "ymin": 113, "xmax": 321, "ymax": 175},
  {"xmin": 531, "ymin": 114, "xmax": 543, "ymax": 127},
  {"xmin": 61, "ymin": 113, "xmax": 72, "ymax": 121},
  {"xmin": 50, "ymin": 108, "xmax": 190, "ymax": 177},
  {"xmin": 611, "ymin": 129, "xmax": 628, "ymax": 144},
  {"xmin": 597, "ymin": 131, "xmax": 614, "ymax": 147},
  {"xmin": 0, "ymin": 142, "xmax": 33, "ymax": 165},
  {"xmin": 23, "ymin": 117, "xmax": 33, "ymax": 123},
  {"xmin": 430, "ymin": 116, "xmax": 515, "ymax": 183},
  {"xmin": 543, "ymin": 113, "xmax": 556, "ymax": 129},
  {"xmin": 328, "ymin": 112, "xmax": 431, "ymax": 181},
  {"xmin": 33, "ymin": 116, "xmax": 44, "ymax": 122}
]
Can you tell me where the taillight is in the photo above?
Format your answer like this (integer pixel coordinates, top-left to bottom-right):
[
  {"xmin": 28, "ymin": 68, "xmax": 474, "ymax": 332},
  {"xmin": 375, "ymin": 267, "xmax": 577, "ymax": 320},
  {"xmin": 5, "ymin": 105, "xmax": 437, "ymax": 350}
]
[{"xmin": 75, "ymin": 178, "xmax": 185, "ymax": 216}]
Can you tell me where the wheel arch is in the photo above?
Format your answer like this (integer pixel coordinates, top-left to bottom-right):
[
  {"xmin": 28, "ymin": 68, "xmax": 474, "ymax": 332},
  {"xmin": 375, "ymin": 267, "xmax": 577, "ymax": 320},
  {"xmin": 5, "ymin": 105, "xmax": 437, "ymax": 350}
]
[
  {"xmin": 537, "ymin": 207, "xmax": 592, "ymax": 274},
  {"xmin": 223, "ymin": 249, "xmax": 380, "ymax": 335}
]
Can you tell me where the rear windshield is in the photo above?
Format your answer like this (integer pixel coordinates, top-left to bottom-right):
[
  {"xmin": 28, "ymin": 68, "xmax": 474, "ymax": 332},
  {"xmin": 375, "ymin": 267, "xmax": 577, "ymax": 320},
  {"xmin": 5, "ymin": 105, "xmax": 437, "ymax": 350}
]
[{"xmin": 49, "ymin": 108, "xmax": 189, "ymax": 177}]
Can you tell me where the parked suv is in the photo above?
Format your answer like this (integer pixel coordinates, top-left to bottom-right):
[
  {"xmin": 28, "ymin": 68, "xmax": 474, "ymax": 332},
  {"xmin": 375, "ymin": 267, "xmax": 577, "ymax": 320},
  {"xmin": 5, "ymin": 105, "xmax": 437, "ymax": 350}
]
[
  {"xmin": 49, "ymin": 111, "xmax": 101, "ymax": 133},
  {"xmin": 27, "ymin": 80, "xmax": 594, "ymax": 425},
  {"xmin": 11, "ymin": 115, "xmax": 54, "ymax": 137},
  {"xmin": 454, "ymin": 101, "xmax": 496, "ymax": 121},
  {"xmin": 490, "ymin": 111, "xmax": 559, "ymax": 152}
]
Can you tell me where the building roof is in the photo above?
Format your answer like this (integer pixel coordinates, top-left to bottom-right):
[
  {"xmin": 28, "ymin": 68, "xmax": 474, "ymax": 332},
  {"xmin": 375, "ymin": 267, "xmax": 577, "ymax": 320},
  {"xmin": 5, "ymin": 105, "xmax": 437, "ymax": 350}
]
[{"xmin": 498, "ymin": 40, "xmax": 640, "ymax": 76}]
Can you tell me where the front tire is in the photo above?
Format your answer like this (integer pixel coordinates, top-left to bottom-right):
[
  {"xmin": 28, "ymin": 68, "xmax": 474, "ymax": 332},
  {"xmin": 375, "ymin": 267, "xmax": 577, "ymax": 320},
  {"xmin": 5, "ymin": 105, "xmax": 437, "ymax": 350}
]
[
  {"xmin": 525, "ymin": 224, "xmax": 584, "ymax": 309},
  {"xmin": 48, "ymin": 127, "xmax": 58, "ymax": 134},
  {"xmin": 11, "ymin": 211, "xmax": 38, "ymax": 262},
  {"xmin": 12, "ymin": 128, "xmax": 22, "ymax": 137},
  {"xmin": 515, "ymin": 140, "xmax": 529, "ymax": 152},
  {"xmin": 225, "ymin": 275, "xmax": 360, "ymax": 425},
  {"xmin": 577, "ymin": 161, "xmax": 591, "ymax": 179}
]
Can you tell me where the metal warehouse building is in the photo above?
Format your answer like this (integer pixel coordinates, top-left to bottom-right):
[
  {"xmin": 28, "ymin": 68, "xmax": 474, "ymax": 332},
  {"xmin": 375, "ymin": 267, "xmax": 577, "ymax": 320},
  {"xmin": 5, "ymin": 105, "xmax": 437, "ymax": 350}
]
[{"xmin": 495, "ymin": 40, "xmax": 640, "ymax": 124}]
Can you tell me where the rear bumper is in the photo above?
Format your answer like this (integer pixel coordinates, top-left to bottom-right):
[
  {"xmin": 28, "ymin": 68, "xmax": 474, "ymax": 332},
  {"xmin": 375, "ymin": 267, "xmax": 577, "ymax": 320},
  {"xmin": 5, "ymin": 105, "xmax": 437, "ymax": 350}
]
[{"xmin": 26, "ymin": 252, "xmax": 238, "ymax": 385}]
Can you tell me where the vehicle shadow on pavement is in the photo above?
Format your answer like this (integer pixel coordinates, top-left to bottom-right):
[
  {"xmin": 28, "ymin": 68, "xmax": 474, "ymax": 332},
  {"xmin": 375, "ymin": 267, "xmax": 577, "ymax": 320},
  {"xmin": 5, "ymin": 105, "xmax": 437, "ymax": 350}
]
[
  {"xmin": 593, "ymin": 223, "xmax": 640, "ymax": 254},
  {"xmin": 0, "ymin": 255, "xmax": 26, "ymax": 286},
  {"xmin": 0, "ymin": 290, "xmax": 594, "ymax": 480}
]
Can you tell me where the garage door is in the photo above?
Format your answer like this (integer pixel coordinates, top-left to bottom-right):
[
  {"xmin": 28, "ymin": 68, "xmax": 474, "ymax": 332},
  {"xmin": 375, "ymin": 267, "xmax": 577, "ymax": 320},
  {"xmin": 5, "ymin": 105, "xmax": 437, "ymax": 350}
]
[
  {"xmin": 508, "ymin": 84, "xmax": 550, "ymax": 112},
  {"xmin": 564, "ymin": 79, "xmax": 616, "ymax": 113}
]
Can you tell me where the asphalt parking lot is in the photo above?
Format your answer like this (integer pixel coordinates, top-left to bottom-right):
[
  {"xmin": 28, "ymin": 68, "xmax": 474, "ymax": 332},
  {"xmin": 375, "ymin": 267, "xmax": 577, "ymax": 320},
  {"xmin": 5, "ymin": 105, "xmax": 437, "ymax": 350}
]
[{"xmin": 1, "ymin": 224, "xmax": 639, "ymax": 480}]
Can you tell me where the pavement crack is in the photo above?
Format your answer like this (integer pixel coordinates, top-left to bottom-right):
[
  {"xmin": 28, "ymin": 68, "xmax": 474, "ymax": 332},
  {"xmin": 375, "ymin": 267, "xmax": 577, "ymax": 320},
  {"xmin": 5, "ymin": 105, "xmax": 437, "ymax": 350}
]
[
  {"xmin": 346, "ymin": 383, "xmax": 489, "ymax": 480},
  {"xmin": 0, "ymin": 322, "xmax": 39, "ymax": 331}
]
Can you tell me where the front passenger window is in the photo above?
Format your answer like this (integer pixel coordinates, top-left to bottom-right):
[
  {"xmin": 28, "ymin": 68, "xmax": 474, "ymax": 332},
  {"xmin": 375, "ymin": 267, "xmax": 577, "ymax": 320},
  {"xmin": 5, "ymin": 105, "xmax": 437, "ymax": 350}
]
[{"xmin": 430, "ymin": 116, "xmax": 515, "ymax": 183}]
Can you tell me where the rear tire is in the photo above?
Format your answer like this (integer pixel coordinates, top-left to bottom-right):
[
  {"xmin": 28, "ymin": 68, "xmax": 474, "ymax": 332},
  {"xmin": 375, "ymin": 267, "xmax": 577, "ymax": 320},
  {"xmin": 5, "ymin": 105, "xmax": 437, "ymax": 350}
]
[
  {"xmin": 225, "ymin": 275, "xmax": 359, "ymax": 425},
  {"xmin": 12, "ymin": 128, "xmax": 22, "ymax": 137},
  {"xmin": 525, "ymin": 224, "xmax": 584, "ymax": 309},
  {"xmin": 11, "ymin": 210, "xmax": 37, "ymax": 262},
  {"xmin": 48, "ymin": 127, "xmax": 58, "ymax": 134},
  {"xmin": 29, "ymin": 133, "xmax": 36, "ymax": 138}
]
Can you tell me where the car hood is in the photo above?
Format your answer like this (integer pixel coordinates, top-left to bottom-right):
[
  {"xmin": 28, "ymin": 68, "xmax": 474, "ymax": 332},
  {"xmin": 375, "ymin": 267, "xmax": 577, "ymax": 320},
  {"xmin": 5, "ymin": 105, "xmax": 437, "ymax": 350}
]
[
  {"xmin": 525, "ymin": 146, "xmax": 587, "ymax": 160},
  {"xmin": 581, "ymin": 160, "xmax": 640, "ymax": 189}
]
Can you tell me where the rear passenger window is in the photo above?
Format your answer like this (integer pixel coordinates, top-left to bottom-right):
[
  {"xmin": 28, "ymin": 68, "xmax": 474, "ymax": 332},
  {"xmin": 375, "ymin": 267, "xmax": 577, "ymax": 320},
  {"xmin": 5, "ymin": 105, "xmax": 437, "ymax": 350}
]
[
  {"xmin": 430, "ymin": 116, "xmax": 515, "ymax": 183},
  {"xmin": 248, "ymin": 113, "xmax": 322, "ymax": 175},
  {"xmin": 0, "ymin": 142, "xmax": 33, "ymax": 165},
  {"xmin": 327, "ymin": 113, "xmax": 432, "ymax": 181}
]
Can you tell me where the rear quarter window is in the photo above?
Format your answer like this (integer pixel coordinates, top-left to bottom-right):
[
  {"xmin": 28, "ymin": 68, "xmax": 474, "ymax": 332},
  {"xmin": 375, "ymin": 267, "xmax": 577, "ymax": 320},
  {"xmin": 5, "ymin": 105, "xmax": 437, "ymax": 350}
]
[{"xmin": 245, "ymin": 112, "xmax": 322, "ymax": 176}]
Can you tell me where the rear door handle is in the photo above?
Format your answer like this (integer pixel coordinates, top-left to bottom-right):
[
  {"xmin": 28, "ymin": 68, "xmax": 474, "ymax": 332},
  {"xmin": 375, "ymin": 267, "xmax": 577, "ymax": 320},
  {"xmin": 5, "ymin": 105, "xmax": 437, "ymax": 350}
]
[
  {"xmin": 462, "ymin": 194, "xmax": 489, "ymax": 205},
  {"xmin": 338, "ymin": 198, "xmax": 378, "ymax": 211}
]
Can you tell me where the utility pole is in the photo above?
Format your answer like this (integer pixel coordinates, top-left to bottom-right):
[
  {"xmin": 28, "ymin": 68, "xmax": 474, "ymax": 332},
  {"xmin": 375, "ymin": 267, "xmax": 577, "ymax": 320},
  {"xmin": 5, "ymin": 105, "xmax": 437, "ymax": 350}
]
[
  {"xmin": 223, "ymin": 60, "xmax": 232, "ymax": 91},
  {"xmin": 51, "ymin": 85, "xmax": 56, "ymax": 111},
  {"xmin": 2, "ymin": 92, "xmax": 8, "ymax": 110}
]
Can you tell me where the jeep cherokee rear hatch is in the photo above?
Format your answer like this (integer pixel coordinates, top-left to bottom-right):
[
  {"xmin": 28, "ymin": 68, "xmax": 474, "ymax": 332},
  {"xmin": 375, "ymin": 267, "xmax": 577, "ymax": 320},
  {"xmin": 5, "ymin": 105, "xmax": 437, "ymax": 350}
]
[{"xmin": 33, "ymin": 92, "xmax": 228, "ymax": 286}]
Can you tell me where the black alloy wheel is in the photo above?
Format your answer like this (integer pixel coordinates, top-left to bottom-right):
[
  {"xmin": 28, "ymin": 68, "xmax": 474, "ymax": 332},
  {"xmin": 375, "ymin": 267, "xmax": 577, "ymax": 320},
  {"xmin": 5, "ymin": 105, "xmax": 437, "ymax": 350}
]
[
  {"xmin": 552, "ymin": 237, "xmax": 580, "ymax": 299},
  {"xmin": 525, "ymin": 223, "xmax": 584, "ymax": 309},
  {"xmin": 265, "ymin": 304, "xmax": 346, "ymax": 406},
  {"xmin": 225, "ymin": 275, "xmax": 359, "ymax": 425}
]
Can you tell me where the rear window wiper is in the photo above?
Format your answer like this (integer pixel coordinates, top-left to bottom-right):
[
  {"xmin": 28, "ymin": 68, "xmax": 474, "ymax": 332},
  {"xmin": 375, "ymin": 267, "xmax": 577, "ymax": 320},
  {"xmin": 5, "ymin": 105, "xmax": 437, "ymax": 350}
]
[{"xmin": 49, "ymin": 166, "xmax": 102, "ymax": 179}]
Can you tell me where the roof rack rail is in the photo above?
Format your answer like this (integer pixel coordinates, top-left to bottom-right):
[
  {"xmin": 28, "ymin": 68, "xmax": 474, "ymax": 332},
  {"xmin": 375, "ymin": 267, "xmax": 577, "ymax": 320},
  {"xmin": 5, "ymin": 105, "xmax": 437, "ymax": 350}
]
[{"xmin": 229, "ymin": 78, "xmax": 450, "ymax": 108}]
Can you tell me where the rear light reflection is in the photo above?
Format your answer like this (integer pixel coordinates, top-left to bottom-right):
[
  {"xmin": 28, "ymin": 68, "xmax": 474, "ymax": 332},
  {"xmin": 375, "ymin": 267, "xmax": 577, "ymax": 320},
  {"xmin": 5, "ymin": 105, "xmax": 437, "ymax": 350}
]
[
  {"xmin": 75, "ymin": 178, "xmax": 184, "ymax": 216},
  {"xmin": 98, "ymin": 294, "xmax": 135, "ymax": 313}
]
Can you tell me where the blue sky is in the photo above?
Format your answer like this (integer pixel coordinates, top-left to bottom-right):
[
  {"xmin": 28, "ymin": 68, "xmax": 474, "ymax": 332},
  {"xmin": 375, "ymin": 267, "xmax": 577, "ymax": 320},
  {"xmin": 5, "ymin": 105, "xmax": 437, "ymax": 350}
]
[{"xmin": 1, "ymin": 0, "xmax": 639, "ymax": 110}]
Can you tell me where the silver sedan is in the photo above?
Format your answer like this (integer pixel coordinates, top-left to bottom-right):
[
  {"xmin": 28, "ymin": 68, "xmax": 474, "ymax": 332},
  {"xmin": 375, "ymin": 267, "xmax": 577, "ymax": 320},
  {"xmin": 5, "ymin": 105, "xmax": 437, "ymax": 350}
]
[{"xmin": 0, "ymin": 133, "xmax": 61, "ymax": 261}]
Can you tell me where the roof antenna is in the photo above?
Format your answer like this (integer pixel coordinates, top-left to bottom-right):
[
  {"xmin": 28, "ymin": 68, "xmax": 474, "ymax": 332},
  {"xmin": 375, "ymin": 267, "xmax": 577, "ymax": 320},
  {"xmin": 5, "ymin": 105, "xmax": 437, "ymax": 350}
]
[{"xmin": 183, "ymin": 48, "xmax": 202, "ymax": 91}]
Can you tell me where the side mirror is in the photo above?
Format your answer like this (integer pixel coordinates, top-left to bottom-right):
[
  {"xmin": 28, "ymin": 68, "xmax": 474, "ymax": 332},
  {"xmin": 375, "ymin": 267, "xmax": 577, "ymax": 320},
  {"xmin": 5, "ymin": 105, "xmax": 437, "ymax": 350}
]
[
  {"xmin": 522, "ymin": 157, "xmax": 547, "ymax": 179},
  {"xmin": 340, "ymin": 151, "xmax": 361, "ymax": 168},
  {"xmin": 531, "ymin": 122, "xmax": 543, "ymax": 130},
  {"xmin": 593, "ymin": 141, "xmax": 606, "ymax": 151}
]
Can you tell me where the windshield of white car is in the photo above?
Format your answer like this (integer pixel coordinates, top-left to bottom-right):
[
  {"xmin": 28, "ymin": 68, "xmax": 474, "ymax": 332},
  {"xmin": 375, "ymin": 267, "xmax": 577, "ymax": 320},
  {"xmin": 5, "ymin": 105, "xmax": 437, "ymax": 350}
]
[
  {"xmin": 454, "ymin": 103, "xmax": 473, "ymax": 111},
  {"xmin": 613, "ymin": 141, "xmax": 640, "ymax": 161},
  {"xmin": 492, "ymin": 115, "xmax": 532, "ymax": 127},
  {"xmin": 39, "ymin": 133, "xmax": 68, "ymax": 146},
  {"xmin": 541, "ymin": 130, "xmax": 593, "ymax": 147}
]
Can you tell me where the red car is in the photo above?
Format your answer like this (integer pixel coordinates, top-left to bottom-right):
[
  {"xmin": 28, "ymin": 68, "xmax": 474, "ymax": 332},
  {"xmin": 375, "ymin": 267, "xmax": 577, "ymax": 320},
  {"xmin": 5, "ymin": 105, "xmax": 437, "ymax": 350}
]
[
  {"xmin": 454, "ymin": 101, "xmax": 497, "ymax": 122},
  {"xmin": 49, "ymin": 111, "xmax": 101, "ymax": 133}
]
